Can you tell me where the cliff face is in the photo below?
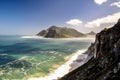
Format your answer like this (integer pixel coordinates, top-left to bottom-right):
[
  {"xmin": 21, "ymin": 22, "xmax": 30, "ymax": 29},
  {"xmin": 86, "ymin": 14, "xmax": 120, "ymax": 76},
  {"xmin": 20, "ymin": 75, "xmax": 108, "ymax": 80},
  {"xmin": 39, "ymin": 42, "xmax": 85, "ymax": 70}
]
[
  {"xmin": 60, "ymin": 18, "xmax": 120, "ymax": 80},
  {"xmin": 37, "ymin": 26, "xmax": 85, "ymax": 38}
]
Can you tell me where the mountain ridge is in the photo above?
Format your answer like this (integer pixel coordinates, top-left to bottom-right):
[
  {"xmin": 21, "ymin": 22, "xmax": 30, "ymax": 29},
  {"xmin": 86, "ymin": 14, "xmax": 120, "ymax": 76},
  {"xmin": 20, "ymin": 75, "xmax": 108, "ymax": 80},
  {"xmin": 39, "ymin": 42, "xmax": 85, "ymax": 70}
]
[
  {"xmin": 37, "ymin": 26, "xmax": 86, "ymax": 38},
  {"xmin": 86, "ymin": 31, "xmax": 96, "ymax": 35}
]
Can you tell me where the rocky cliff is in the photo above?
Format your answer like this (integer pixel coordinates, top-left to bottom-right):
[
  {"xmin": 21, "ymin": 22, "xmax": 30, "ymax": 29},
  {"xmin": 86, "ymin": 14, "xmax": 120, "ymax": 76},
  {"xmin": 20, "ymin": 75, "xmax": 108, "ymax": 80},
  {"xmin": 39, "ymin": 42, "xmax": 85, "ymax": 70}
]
[
  {"xmin": 37, "ymin": 26, "xmax": 85, "ymax": 38},
  {"xmin": 60, "ymin": 18, "xmax": 120, "ymax": 80}
]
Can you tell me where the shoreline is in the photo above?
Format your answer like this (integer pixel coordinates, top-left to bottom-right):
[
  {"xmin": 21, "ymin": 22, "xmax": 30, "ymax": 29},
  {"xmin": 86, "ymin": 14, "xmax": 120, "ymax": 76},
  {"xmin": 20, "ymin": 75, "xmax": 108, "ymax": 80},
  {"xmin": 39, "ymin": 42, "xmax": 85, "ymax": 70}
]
[
  {"xmin": 20, "ymin": 35, "xmax": 43, "ymax": 39},
  {"xmin": 21, "ymin": 35, "xmax": 95, "ymax": 40},
  {"xmin": 28, "ymin": 49, "xmax": 88, "ymax": 80}
]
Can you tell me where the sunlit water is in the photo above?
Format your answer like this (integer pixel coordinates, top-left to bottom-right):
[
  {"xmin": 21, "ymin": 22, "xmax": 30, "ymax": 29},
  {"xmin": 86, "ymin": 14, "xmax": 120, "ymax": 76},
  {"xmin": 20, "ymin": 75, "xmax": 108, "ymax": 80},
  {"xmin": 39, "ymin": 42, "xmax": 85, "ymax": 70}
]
[{"xmin": 0, "ymin": 35, "xmax": 94, "ymax": 80}]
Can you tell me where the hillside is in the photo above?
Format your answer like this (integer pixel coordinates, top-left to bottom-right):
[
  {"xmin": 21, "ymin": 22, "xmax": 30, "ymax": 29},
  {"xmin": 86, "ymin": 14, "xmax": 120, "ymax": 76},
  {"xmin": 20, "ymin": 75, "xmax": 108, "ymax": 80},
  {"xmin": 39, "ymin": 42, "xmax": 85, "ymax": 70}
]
[
  {"xmin": 37, "ymin": 26, "xmax": 85, "ymax": 38},
  {"xmin": 60, "ymin": 18, "xmax": 120, "ymax": 80}
]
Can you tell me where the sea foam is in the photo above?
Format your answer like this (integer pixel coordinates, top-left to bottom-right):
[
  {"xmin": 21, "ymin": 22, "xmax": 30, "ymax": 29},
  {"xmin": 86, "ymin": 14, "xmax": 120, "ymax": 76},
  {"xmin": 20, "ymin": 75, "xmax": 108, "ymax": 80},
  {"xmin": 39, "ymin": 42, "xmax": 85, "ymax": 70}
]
[
  {"xmin": 21, "ymin": 35, "xmax": 43, "ymax": 39},
  {"xmin": 28, "ymin": 49, "xmax": 88, "ymax": 80}
]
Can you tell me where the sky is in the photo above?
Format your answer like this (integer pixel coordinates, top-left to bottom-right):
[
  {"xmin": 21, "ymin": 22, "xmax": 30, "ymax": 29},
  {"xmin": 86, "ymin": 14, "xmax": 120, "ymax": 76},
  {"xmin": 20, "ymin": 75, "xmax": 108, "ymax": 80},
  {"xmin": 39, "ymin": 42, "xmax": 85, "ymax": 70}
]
[{"xmin": 0, "ymin": 0, "xmax": 120, "ymax": 35}]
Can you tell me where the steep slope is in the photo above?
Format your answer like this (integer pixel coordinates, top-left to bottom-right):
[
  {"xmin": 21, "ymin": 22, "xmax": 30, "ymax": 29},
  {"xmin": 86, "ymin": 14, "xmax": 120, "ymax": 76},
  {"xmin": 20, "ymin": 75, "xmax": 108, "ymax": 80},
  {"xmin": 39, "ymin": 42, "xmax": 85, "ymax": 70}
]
[
  {"xmin": 60, "ymin": 18, "xmax": 120, "ymax": 80},
  {"xmin": 37, "ymin": 26, "xmax": 85, "ymax": 38}
]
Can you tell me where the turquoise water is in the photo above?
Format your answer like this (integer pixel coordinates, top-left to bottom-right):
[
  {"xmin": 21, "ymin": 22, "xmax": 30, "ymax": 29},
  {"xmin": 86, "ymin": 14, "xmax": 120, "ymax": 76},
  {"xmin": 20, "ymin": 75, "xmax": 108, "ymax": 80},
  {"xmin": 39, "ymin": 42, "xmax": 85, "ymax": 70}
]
[{"xmin": 0, "ymin": 36, "xmax": 94, "ymax": 80}]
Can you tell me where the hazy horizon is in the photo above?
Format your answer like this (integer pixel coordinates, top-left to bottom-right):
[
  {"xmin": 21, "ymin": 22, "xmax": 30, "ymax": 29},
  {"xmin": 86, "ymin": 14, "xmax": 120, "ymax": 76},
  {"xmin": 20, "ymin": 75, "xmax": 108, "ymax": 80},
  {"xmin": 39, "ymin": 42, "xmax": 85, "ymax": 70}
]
[{"xmin": 0, "ymin": 0, "xmax": 119, "ymax": 35}]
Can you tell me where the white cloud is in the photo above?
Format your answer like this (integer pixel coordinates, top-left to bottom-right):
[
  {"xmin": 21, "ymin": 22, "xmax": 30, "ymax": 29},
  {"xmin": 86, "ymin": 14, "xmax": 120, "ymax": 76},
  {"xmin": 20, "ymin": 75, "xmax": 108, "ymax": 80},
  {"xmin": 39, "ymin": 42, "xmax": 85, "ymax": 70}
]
[
  {"xmin": 66, "ymin": 19, "xmax": 83, "ymax": 26},
  {"xmin": 110, "ymin": 1, "xmax": 120, "ymax": 8},
  {"xmin": 85, "ymin": 12, "xmax": 120, "ymax": 28},
  {"xmin": 94, "ymin": 0, "xmax": 107, "ymax": 5}
]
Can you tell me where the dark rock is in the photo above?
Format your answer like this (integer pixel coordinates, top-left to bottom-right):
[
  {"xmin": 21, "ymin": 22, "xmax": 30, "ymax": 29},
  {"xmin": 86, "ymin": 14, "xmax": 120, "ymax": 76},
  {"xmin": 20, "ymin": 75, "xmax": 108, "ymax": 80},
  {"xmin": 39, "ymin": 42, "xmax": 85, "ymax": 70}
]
[{"xmin": 60, "ymin": 18, "xmax": 120, "ymax": 80}]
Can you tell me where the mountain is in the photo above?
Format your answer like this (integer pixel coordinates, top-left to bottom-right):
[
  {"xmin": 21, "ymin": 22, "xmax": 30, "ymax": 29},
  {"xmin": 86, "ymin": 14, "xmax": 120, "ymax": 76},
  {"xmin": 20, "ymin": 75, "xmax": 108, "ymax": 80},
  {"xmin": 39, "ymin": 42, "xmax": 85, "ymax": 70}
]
[
  {"xmin": 60, "ymin": 18, "xmax": 120, "ymax": 80},
  {"xmin": 86, "ymin": 31, "xmax": 96, "ymax": 35},
  {"xmin": 37, "ymin": 26, "xmax": 86, "ymax": 38}
]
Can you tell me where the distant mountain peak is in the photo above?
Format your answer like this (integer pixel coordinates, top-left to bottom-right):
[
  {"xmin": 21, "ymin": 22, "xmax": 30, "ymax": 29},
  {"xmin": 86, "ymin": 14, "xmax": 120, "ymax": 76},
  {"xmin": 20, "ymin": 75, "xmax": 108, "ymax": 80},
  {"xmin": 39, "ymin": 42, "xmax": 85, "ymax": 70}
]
[
  {"xmin": 37, "ymin": 26, "xmax": 86, "ymax": 38},
  {"xmin": 86, "ymin": 31, "xmax": 96, "ymax": 35},
  {"xmin": 49, "ymin": 26, "xmax": 58, "ymax": 29}
]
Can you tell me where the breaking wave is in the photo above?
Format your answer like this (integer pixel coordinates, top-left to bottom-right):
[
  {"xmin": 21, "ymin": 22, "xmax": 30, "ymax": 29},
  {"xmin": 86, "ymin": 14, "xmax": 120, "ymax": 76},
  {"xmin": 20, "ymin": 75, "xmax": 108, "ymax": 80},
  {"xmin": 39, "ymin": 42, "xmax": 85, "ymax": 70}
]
[{"xmin": 28, "ymin": 49, "xmax": 88, "ymax": 80}]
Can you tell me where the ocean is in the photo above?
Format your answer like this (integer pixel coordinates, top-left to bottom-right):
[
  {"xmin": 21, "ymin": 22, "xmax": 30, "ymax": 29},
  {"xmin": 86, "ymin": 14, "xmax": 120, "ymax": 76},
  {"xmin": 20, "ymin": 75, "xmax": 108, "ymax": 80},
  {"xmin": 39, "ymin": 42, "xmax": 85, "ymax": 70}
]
[{"xmin": 0, "ymin": 35, "xmax": 94, "ymax": 80}]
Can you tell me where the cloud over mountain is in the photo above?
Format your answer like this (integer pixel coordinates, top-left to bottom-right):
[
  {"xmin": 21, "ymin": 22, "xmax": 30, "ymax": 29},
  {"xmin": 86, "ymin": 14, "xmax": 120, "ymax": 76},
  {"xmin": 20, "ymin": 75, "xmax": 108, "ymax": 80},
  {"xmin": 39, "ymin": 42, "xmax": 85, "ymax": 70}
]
[
  {"xmin": 85, "ymin": 12, "xmax": 120, "ymax": 28},
  {"xmin": 66, "ymin": 19, "xmax": 83, "ymax": 26},
  {"xmin": 94, "ymin": 0, "xmax": 107, "ymax": 5},
  {"xmin": 110, "ymin": 1, "xmax": 120, "ymax": 8}
]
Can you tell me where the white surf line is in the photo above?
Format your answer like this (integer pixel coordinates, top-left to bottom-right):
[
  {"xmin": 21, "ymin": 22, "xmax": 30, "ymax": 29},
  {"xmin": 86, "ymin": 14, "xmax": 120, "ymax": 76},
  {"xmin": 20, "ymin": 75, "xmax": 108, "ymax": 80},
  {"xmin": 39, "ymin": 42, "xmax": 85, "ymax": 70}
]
[
  {"xmin": 28, "ymin": 49, "xmax": 87, "ymax": 80},
  {"xmin": 21, "ymin": 35, "xmax": 43, "ymax": 39},
  {"xmin": 21, "ymin": 36, "xmax": 95, "ymax": 41}
]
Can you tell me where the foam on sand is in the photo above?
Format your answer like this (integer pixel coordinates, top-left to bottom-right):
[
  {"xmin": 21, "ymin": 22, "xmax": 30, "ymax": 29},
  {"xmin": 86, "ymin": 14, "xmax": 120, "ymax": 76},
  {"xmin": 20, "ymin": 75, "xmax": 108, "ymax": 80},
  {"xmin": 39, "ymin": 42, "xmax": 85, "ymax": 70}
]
[{"xmin": 28, "ymin": 49, "xmax": 87, "ymax": 80}]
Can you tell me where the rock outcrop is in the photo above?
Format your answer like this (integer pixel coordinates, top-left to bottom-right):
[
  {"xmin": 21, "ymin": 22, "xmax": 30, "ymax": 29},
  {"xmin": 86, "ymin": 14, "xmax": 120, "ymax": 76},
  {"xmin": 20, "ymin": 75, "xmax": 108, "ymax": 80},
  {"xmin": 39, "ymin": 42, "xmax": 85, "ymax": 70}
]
[
  {"xmin": 60, "ymin": 18, "xmax": 120, "ymax": 80},
  {"xmin": 37, "ymin": 26, "xmax": 85, "ymax": 38}
]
